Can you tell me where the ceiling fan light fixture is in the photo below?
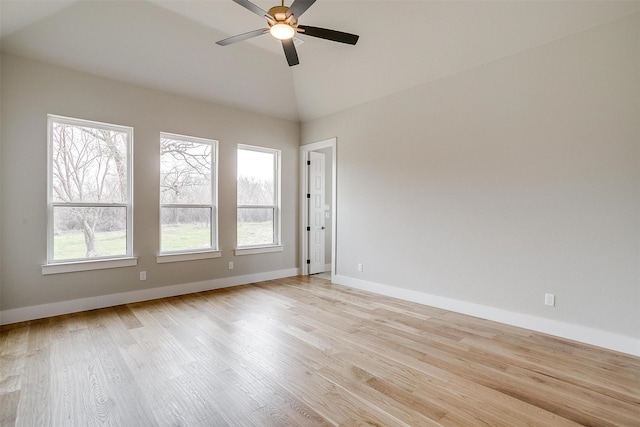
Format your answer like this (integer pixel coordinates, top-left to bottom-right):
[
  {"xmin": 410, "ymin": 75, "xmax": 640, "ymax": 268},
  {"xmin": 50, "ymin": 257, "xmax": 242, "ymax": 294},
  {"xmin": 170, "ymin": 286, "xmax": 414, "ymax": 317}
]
[{"xmin": 270, "ymin": 23, "xmax": 295, "ymax": 40}]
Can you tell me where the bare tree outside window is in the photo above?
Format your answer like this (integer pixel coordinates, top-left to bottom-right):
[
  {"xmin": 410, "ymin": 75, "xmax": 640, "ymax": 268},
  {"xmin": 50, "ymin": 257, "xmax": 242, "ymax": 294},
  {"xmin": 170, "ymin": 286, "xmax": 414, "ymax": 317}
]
[
  {"xmin": 160, "ymin": 134, "xmax": 216, "ymax": 253},
  {"xmin": 48, "ymin": 116, "xmax": 132, "ymax": 261}
]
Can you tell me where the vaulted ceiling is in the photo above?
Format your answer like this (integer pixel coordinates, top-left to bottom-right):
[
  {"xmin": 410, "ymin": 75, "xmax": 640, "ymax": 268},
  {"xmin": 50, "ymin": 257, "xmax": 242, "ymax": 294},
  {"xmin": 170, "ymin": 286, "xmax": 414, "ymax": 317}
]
[{"xmin": 1, "ymin": 1, "xmax": 638, "ymax": 122}]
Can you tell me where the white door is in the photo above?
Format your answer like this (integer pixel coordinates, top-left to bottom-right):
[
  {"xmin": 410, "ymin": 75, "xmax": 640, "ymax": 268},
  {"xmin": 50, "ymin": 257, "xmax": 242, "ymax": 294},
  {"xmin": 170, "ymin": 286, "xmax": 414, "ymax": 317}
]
[{"xmin": 308, "ymin": 151, "xmax": 326, "ymax": 274}]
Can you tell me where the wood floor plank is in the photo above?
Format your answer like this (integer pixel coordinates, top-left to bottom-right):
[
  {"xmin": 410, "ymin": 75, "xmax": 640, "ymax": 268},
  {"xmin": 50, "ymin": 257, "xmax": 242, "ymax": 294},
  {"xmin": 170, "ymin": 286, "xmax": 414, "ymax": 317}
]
[
  {"xmin": 112, "ymin": 305, "xmax": 144, "ymax": 330},
  {"xmin": 85, "ymin": 311, "xmax": 160, "ymax": 426},
  {"xmin": 0, "ymin": 390, "xmax": 19, "ymax": 427},
  {"xmin": 49, "ymin": 317, "xmax": 86, "ymax": 426},
  {"xmin": 0, "ymin": 326, "xmax": 29, "ymax": 395},
  {"xmin": 13, "ymin": 319, "xmax": 52, "ymax": 427},
  {"xmin": 117, "ymin": 340, "xmax": 182, "ymax": 425},
  {"xmin": 1, "ymin": 276, "xmax": 639, "ymax": 426}
]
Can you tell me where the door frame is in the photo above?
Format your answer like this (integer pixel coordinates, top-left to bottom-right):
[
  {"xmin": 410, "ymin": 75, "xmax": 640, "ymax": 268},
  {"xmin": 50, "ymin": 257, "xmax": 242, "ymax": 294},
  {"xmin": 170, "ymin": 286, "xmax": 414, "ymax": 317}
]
[{"xmin": 300, "ymin": 138, "xmax": 337, "ymax": 276}]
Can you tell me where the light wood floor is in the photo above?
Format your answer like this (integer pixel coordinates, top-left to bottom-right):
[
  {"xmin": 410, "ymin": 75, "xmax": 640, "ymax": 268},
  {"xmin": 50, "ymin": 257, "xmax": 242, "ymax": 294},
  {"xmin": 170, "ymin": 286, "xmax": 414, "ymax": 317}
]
[{"xmin": 1, "ymin": 276, "xmax": 639, "ymax": 426}]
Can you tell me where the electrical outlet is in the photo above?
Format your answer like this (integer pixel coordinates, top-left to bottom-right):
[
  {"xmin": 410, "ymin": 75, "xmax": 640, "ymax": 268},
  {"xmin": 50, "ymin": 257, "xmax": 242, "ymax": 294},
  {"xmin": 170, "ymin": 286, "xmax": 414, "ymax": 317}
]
[
  {"xmin": 228, "ymin": 261, "xmax": 234, "ymax": 270},
  {"xmin": 140, "ymin": 271, "xmax": 146, "ymax": 281},
  {"xmin": 544, "ymin": 293, "xmax": 555, "ymax": 306},
  {"xmin": 357, "ymin": 263, "xmax": 363, "ymax": 272}
]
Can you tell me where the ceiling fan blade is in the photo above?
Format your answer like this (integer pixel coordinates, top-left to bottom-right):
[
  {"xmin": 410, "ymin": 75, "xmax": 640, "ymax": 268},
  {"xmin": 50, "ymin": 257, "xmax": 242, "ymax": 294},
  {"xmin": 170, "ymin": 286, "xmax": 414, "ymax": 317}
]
[
  {"xmin": 232, "ymin": 0, "xmax": 274, "ymax": 20},
  {"xmin": 216, "ymin": 28, "xmax": 269, "ymax": 46},
  {"xmin": 281, "ymin": 38, "xmax": 299, "ymax": 66},
  {"xmin": 297, "ymin": 25, "xmax": 359, "ymax": 45},
  {"xmin": 286, "ymin": 0, "xmax": 316, "ymax": 18}
]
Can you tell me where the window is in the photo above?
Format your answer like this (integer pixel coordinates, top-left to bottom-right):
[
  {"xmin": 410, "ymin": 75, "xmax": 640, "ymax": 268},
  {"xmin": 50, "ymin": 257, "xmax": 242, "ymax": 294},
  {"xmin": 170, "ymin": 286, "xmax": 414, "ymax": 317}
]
[
  {"xmin": 160, "ymin": 133, "xmax": 217, "ymax": 255},
  {"xmin": 237, "ymin": 145, "xmax": 281, "ymax": 249},
  {"xmin": 47, "ymin": 115, "xmax": 133, "ymax": 264}
]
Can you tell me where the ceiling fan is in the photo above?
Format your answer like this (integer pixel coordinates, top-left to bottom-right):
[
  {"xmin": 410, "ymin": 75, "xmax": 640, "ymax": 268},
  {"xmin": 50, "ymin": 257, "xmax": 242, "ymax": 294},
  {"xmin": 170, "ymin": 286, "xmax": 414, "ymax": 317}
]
[{"xmin": 216, "ymin": 0, "xmax": 359, "ymax": 66}]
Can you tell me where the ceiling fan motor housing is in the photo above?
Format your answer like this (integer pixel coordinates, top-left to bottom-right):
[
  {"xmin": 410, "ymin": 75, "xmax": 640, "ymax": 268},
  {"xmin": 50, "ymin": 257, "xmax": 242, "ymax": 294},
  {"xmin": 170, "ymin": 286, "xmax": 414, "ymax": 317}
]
[{"xmin": 268, "ymin": 5, "xmax": 297, "ymax": 27}]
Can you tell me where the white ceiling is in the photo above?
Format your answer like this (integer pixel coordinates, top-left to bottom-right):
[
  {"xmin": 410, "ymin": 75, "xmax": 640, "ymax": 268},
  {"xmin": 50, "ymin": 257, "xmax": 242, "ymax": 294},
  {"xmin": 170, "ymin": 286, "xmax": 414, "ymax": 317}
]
[{"xmin": 1, "ymin": 0, "xmax": 638, "ymax": 122}]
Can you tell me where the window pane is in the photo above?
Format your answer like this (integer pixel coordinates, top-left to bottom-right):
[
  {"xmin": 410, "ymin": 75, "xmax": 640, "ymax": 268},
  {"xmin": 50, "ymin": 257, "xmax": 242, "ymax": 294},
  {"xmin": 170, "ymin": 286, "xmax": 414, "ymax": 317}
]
[
  {"xmin": 237, "ymin": 149, "xmax": 274, "ymax": 205},
  {"xmin": 161, "ymin": 207, "xmax": 212, "ymax": 252},
  {"xmin": 53, "ymin": 206, "xmax": 127, "ymax": 260},
  {"xmin": 161, "ymin": 137, "xmax": 212, "ymax": 205},
  {"xmin": 237, "ymin": 208, "xmax": 274, "ymax": 246},
  {"xmin": 51, "ymin": 122, "xmax": 128, "ymax": 203}
]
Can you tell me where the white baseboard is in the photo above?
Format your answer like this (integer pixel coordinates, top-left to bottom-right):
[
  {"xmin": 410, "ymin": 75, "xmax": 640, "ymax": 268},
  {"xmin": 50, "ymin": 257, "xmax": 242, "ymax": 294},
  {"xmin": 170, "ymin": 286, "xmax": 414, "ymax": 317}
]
[
  {"xmin": 0, "ymin": 268, "xmax": 299, "ymax": 326},
  {"xmin": 4, "ymin": 270, "xmax": 637, "ymax": 357},
  {"xmin": 333, "ymin": 275, "xmax": 640, "ymax": 357}
]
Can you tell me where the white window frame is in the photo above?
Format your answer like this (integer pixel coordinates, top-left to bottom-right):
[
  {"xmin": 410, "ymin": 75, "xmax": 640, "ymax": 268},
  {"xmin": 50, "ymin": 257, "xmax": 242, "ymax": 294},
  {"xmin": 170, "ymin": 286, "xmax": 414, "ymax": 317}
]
[
  {"xmin": 43, "ymin": 115, "xmax": 136, "ymax": 275},
  {"xmin": 235, "ymin": 144, "xmax": 281, "ymax": 255},
  {"xmin": 157, "ymin": 132, "xmax": 220, "ymax": 263}
]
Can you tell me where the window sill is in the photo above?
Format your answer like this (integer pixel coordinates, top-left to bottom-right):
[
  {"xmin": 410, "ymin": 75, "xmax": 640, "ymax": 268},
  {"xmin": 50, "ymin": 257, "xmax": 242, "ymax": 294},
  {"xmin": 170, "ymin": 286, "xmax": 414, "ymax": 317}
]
[
  {"xmin": 235, "ymin": 246, "xmax": 283, "ymax": 256},
  {"xmin": 42, "ymin": 257, "xmax": 138, "ymax": 275},
  {"xmin": 156, "ymin": 250, "xmax": 222, "ymax": 264}
]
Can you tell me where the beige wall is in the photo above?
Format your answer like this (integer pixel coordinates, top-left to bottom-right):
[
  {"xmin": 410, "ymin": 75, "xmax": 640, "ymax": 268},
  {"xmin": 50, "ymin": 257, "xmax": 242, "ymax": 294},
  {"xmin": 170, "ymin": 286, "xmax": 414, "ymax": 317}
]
[
  {"xmin": 0, "ymin": 54, "xmax": 299, "ymax": 311},
  {"xmin": 302, "ymin": 14, "xmax": 640, "ymax": 339}
]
